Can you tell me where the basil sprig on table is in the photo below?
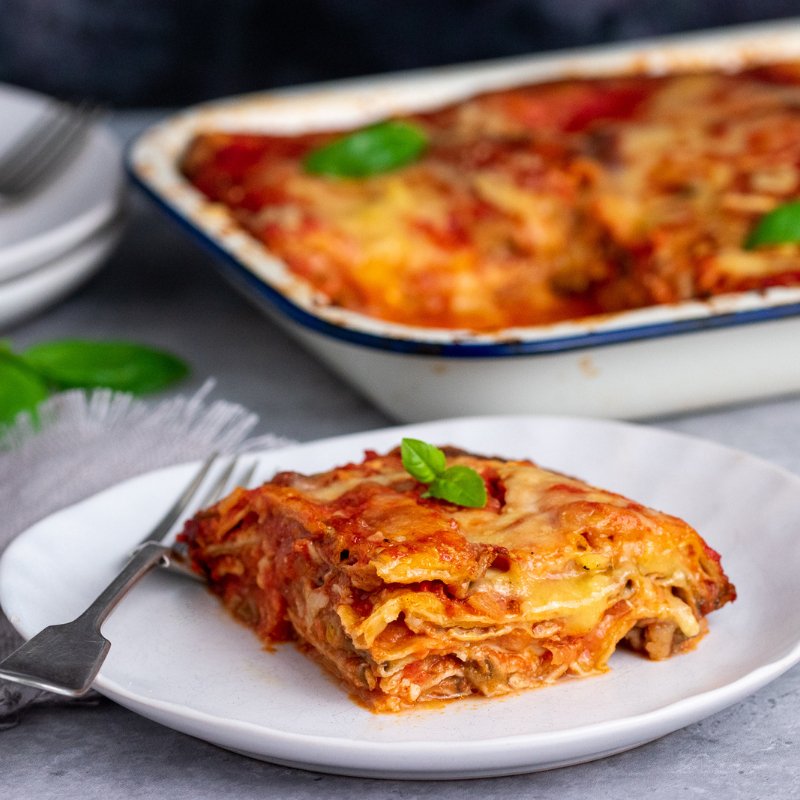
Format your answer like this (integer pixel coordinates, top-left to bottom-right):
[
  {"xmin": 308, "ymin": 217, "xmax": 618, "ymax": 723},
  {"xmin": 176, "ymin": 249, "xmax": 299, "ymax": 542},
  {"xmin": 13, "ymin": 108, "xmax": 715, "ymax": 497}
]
[
  {"xmin": 304, "ymin": 121, "xmax": 428, "ymax": 178},
  {"xmin": 0, "ymin": 339, "xmax": 189, "ymax": 426},
  {"xmin": 0, "ymin": 351, "xmax": 49, "ymax": 429},
  {"xmin": 401, "ymin": 437, "xmax": 487, "ymax": 509},
  {"xmin": 745, "ymin": 200, "xmax": 800, "ymax": 249}
]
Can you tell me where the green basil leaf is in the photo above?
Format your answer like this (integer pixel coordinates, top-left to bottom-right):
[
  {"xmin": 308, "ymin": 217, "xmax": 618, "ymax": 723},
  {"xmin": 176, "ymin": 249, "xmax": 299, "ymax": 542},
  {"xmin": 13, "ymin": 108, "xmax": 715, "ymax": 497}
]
[
  {"xmin": 304, "ymin": 121, "xmax": 428, "ymax": 178},
  {"xmin": 745, "ymin": 200, "xmax": 800, "ymax": 249},
  {"xmin": 20, "ymin": 340, "xmax": 189, "ymax": 395},
  {"xmin": 0, "ymin": 354, "xmax": 49, "ymax": 426},
  {"xmin": 401, "ymin": 437, "xmax": 447, "ymax": 484},
  {"xmin": 424, "ymin": 465, "xmax": 488, "ymax": 509}
]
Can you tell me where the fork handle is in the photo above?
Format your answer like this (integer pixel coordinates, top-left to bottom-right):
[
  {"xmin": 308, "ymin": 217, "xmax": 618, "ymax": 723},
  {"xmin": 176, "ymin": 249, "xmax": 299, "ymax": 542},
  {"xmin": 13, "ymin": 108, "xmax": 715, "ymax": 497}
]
[{"xmin": 0, "ymin": 541, "xmax": 169, "ymax": 697}]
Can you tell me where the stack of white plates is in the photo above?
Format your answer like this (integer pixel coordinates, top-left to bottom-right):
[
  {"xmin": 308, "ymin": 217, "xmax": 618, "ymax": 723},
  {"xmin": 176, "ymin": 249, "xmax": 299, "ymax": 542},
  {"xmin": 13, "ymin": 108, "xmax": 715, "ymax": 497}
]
[{"xmin": 0, "ymin": 84, "xmax": 125, "ymax": 330}]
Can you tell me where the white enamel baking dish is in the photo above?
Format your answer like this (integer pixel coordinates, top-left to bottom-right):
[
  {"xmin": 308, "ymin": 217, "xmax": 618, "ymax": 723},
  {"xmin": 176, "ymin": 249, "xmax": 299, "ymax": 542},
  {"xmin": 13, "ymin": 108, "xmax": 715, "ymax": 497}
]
[{"xmin": 128, "ymin": 18, "xmax": 800, "ymax": 422}]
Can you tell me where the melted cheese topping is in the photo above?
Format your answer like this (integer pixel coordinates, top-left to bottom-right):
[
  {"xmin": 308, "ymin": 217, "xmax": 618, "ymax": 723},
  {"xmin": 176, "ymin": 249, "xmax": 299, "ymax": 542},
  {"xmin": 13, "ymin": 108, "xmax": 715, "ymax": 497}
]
[
  {"xmin": 183, "ymin": 62, "xmax": 800, "ymax": 331},
  {"xmin": 319, "ymin": 456, "xmax": 709, "ymax": 649}
]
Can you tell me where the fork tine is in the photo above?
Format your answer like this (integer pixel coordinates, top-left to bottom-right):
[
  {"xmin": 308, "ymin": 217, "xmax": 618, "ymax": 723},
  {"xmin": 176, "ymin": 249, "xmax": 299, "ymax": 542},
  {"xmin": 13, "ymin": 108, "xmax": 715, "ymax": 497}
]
[
  {"xmin": 0, "ymin": 106, "xmax": 77, "ymax": 184},
  {"xmin": 6, "ymin": 105, "xmax": 96, "ymax": 194},
  {"xmin": 234, "ymin": 460, "xmax": 258, "ymax": 491},
  {"xmin": 0, "ymin": 103, "xmax": 67, "ymax": 175},
  {"xmin": 138, "ymin": 453, "xmax": 218, "ymax": 546},
  {"xmin": 162, "ymin": 455, "xmax": 256, "ymax": 578},
  {"xmin": 0, "ymin": 101, "xmax": 97, "ymax": 198},
  {"xmin": 198, "ymin": 455, "xmax": 241, "ymax": 509}
]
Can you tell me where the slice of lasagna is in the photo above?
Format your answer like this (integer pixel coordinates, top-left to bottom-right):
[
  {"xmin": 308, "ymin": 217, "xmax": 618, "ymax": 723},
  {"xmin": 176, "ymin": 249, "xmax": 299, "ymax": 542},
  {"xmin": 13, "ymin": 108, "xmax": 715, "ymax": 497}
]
[{"xmin": 182, "ymin": 447, "xmax": 735, "ymax": 711}]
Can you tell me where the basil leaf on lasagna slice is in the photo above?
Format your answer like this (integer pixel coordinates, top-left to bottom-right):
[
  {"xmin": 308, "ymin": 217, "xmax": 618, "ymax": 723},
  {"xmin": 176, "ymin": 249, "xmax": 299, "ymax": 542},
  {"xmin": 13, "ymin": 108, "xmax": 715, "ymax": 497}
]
[{"xmin": 182, "ymin": 446, "xmax": 735, "ymax": 712}]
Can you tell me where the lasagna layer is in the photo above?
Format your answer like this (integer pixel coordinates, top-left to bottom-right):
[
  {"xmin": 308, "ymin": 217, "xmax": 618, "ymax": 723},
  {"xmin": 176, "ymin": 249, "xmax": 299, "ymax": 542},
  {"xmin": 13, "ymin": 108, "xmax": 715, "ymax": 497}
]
[
  {"xmin": 182, "ymin": 61, "xmax": 800, "ymax": 332},
  {"xmin": 182, "ymin": 448, "xmax": 735, "ymax": 712}
]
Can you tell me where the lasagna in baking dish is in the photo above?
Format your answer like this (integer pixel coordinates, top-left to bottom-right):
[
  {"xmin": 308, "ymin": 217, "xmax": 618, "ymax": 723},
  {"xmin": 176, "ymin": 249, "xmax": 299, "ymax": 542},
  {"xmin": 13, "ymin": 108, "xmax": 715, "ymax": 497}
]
[
  {"xmin": 182, "ymin": 447, "xmax": 735, "ymax": 711},
  {"xmin": 182, "ymin": 61, "xmax": 800, "ymax": 332}
]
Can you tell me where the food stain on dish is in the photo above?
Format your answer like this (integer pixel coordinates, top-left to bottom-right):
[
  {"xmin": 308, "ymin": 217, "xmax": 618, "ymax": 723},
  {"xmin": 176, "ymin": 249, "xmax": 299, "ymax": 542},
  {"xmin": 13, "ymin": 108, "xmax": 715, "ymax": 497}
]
[{"xmin": 579, "ymin": 355, "xmax": 600, "ymax": 378}]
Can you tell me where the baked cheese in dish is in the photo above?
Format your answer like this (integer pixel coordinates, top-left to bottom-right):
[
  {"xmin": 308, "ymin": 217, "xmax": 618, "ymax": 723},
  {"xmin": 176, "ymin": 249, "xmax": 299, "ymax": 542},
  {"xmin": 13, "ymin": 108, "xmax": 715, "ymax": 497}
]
[
  {"xmin": 181, "ymin": 62, "xmax": 800, "ymax": 333},
  {"xmin": 182, "ymin": 447, "xmax": 735, "ymax": 712}
]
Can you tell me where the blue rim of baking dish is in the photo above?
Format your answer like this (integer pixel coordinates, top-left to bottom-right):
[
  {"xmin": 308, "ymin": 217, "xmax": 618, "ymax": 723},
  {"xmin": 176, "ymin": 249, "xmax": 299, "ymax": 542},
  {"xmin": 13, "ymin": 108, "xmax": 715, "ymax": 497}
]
[{"xmin": 128, "ymin": 154, "xmax": 800, "ymax": 359}]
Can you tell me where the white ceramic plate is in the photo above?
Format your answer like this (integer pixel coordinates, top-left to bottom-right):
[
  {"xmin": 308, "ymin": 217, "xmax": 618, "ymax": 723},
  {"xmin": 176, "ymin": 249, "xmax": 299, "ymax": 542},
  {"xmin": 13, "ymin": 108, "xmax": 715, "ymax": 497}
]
[
  {"xmin": 2, "ymin": 416, "xmax": 799, "ymax": 779},
  {"xmin": 0, "ymin": 219, "xmax": 123, "ymax": 330},
  {"xmin": 0, "ymin": 83, "xmax": 124, "ymax": 283}
]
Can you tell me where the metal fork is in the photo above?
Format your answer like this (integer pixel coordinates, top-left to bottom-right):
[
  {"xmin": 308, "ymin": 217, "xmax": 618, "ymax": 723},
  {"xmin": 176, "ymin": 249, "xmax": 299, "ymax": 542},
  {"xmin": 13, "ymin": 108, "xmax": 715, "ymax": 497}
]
[
  {"xmin": 0, "ymin": 454, "xmax": 256, "ymax": 697},
  {"xmin": 0, "ymin": 100, "xmax": 97, "ymax": 199}
]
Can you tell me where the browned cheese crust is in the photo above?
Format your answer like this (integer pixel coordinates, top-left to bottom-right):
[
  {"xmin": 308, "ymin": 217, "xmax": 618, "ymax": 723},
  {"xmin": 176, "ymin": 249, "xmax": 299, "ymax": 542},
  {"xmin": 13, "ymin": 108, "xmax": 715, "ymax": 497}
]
[{"xmin": 183, "ymin": 63, "xmax": 800, "ymax": 331}]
